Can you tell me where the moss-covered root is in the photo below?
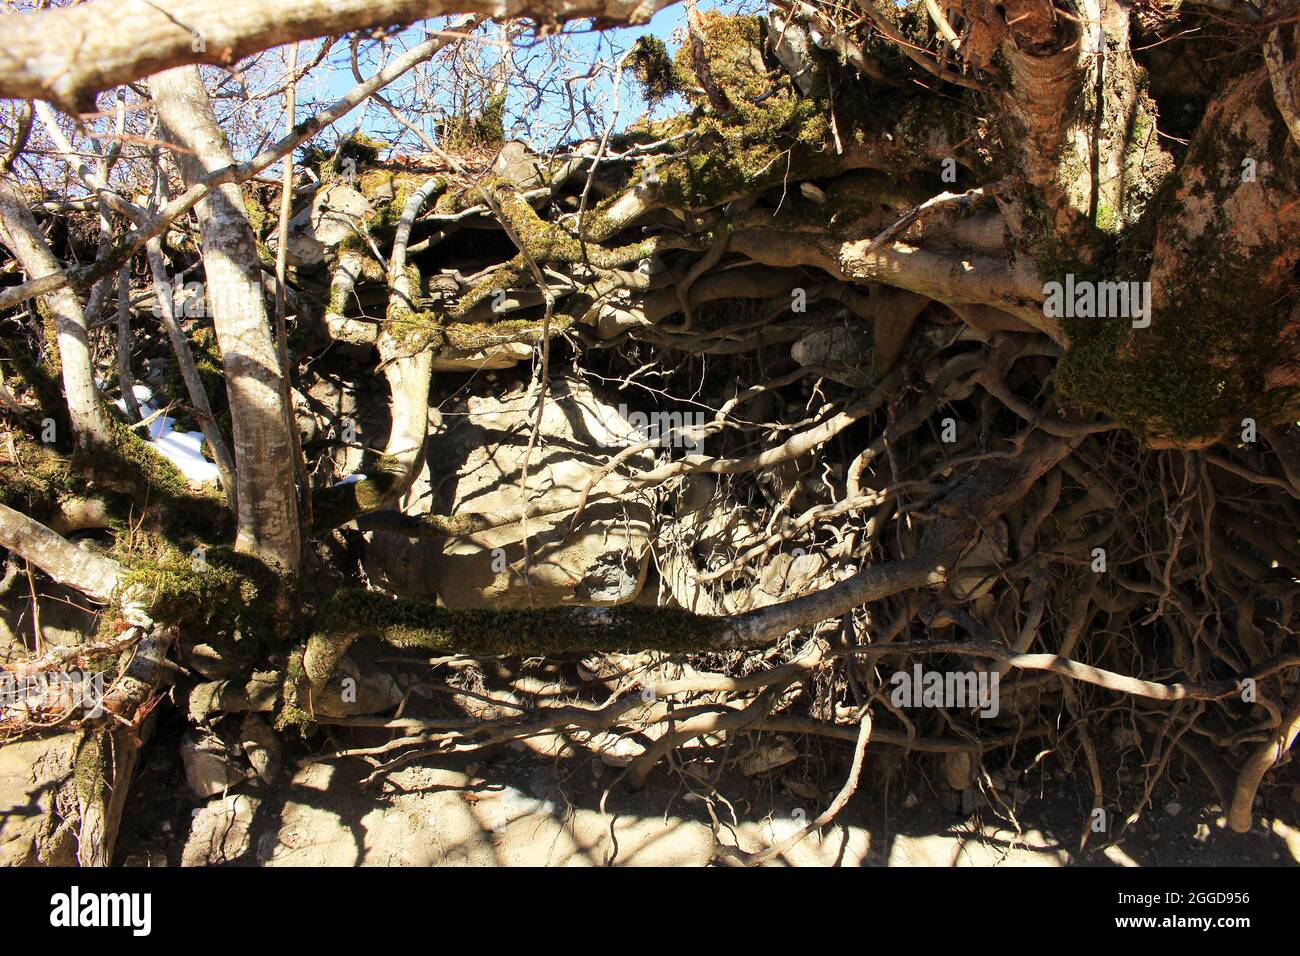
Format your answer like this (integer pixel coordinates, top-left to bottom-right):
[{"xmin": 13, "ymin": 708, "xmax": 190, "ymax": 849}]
[
  {"xmin": 116, "ymin": 547, "xmax": 285, "ymax": 641},
  {"xmin": 72, "ymin": 726, "xmax": 143, "ymax": 866},
  {"xmin": 311, "ymin": 588, "xmax": 727, "ymax": 660},
  {"xmin": 309, "ymin": 454, "xmax": 411, "ymax": 536}
]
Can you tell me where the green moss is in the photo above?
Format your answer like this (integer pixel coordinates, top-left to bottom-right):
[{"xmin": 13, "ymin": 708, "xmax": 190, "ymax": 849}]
[
  {"xmin": 626, "ymin": 36, "xmax": 680, "ymax": 106},
  {"xmin": 101, "ymin": 412, "xmax": 202, "ymax": 505},
  {"xmin": 275, "ymin": 649, "xmax": 316, "ymax": 733},
  {"xmin": 673, "ymin": 11, "xmax": 770, "ymax": 107},
  {"xmin": 441, "ymin": 91, "xmax": 507, "ymax": 154},
  {"xmin": 0, "ymin": 431, "xmax": 75, "ymax": 518},
  {"xmin": 449, "ymin": 182, "xmax": 663, "ymax": 316},
  {"xmin": 309, "ymin": 454, "xmax": 409, "ymax": 534},
  {"xmin": 590, "ymin": 84, "xmax": 866, "ymax": 232},
  {"xmin": 342, "ymin": 132, "xmax": 390, "ymax": 166},
  {"xmin": 242, "ymin": 183, "xmax": 268, "ymax": 236},
  {"xmin": 72, "ymin": 730, "xmax": 106, "ymax": 806},
  {"xmin": 303, "ymin": 132, "xmax": 390, "ymax": 178},
  {"xmin": 1055, "ymin": 76, "xmax": 1300, "ymax": 446},
  {"xmin": 314, "ymin": 588, "xmax": 727, "ymax": 657},
  {"xmin": 0, "ymin": 405, "xmax": 229, "ymax": 541},
  {"xmin": 1, "ymin": 338, "xmax": 65, "ymax": 421},
  {"xmin": 1057, "ymin": 239, "xmax": 1299, "ymax": 445},
  {"xmin": 37, "ymin": 299, "xmax": 62, "ymax": 378},
  {"xmin": 155, "ymin": 324, "xmax": 229, "ymax": 438},
  {"xmin": 117, "ymin": 545, "xmax": 288, "ymax": 642}
]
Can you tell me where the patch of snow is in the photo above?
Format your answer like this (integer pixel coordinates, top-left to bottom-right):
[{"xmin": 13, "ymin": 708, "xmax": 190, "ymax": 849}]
[{"xmin": 112, "ymin": 386, "xmax": 220, "ymax": 486}]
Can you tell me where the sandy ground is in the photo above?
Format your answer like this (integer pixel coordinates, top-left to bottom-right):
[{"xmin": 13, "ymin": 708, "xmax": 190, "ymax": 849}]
[{"xmin": 114, "ymin": 716, "xmax": 1300, "ymax": 867}]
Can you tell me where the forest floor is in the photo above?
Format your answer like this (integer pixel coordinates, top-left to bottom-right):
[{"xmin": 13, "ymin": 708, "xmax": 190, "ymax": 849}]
[{"xmin": 113, "ymin": 709, "xmax": 1300, "ymax": 867}]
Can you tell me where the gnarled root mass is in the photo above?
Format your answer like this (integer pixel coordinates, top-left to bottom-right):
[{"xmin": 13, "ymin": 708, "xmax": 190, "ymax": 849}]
[{"xmin": 1, "ymin": 0, "xmax": 1298, "ymax": 864}]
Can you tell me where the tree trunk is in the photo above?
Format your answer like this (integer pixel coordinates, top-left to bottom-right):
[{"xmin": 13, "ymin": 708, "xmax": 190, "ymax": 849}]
[{"xmin": 147, "ymin": 66, "xmax": 301, "ymax": 573}]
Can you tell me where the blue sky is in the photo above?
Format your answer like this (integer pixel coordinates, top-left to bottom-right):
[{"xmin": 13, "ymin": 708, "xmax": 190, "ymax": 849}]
[{"xmin": 302, "ymin": 0, "xmax": 746, "ymax": 157}]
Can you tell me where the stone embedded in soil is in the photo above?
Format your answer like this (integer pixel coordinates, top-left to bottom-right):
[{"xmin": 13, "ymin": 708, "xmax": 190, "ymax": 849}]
[
  {"xmin": 180, "ymin": 730, "xmax": 245, "ymax": 799},
  {"xmin": 739, "ymin": 737, "xmax": 798, "ymax": 776}
]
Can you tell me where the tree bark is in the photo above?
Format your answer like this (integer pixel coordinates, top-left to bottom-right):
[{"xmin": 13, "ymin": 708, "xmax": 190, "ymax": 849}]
[
  {"xmin": 148, "ymin": 66, "xmax": 301, "ymax": 573},
  {"xmin": 0, "ymin": 176, "xmax": 111, "ymax": 452},
  {"xmin": 0, "ymin": 502, "xmax": 122, "ymax": 603}
]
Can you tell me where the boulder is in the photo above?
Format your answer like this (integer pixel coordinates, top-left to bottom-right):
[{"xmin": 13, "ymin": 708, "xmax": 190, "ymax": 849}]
[
  {"xmin": 430, "ymin": 341, "xmax": 534, "ymax": 372},
  {"xmin": 309, "ymin": 654, "xmax": 404, "ymax": 717},
  {"xmin": 238, "ymin": 714, "xmax": 283, "ymax": 785},
  {"xmin": 740, "ymin": 737, "xmax": 799, "ymax": 776},
  {"xmin": 364, "ymin": 377, "xmax": 654, "ymax": 608},
  {"xmin": 0, "ymin": 732, "xmax": 81, "ymax": 866},
  {"xmin": 491, "ymin": 141, "xmax": 546, "ymax": 191},
  {"xmin": 0, "ymin": 581, "xmax": 98, "ymax": 651},
  {"xmin": 279, "ymin": 183, "xmax": 372, "ymax": 266},
  {"xmin": 180, "ymin": 730, "xmax": 245, "ymax": 799},
  {"xmin": 791, "ymin": 324, "xmax": 871, "ymax": 388},
  {"xmin": 182, "ymin": 794, "xmax": 261, "ymax": 866}
]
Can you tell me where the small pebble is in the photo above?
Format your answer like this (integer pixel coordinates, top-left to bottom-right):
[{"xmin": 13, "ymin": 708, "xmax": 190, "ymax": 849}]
[{"xmin": 1164, "ymin": 801, "xmax": 1182, "ymax": 817}]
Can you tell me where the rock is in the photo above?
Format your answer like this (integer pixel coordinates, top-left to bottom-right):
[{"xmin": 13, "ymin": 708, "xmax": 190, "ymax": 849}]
[
  {"xmin": 0, "ymin": 732, "xmax": 81, "ymax": 866},
  {"xmin": 0, "ymin": 581, "xmax": 97, "ymax": 651},
  {"xmin": 238, "ymin": 714, "xmax": 283, "ymax": 784},
  {"xmin": 790, "ymin": 325, "xmax": 871, "ymax": 388},
  {"xmin": 941, "ymin": 751, "xmax": 977, "ymax": 791},
  {"xmin": 767, "ymin": 10, "xmax": 827, "ymax": 97},
  {"xmin": 590, "ymin": 733, "xmax": 646, "ymax": 768},
  {"xmin": 800, "ymin": 182, "xmax": 827, "ymax": 205},
  {"xmin": 752, "ymin": 550, "xmax": 831, "ymax": 606},
  {"xmin": 948, "ymin": 520, "xmax": 1009, "ymax": 601},
  {"xmin": 903, "ymin": 791, "xmax": 920, "ymax": 809},
  {"xmin": 310, "ymin": 654, "xmax": 404, "ymax": 717},
  {"xmin": 740, "ymin": 737, "xmax": 798, "ymax": 776},
  {"xmin": 430, "ymin": 341, "xmax": 534, "ymax": 372},
  {"xmin": 180, "ymin": 730, "xmax": 245, "ymax": 799},
  {"xmin": 177, "ymin": 630, "xmax": 260, "ymax": 681},
  {"xmin": 491, "ymin": 141, "xmax": 547, "ymax": 190},
  {"xmin": 363, "ymin": 377, "xmax": 654, "ymax": 608},
  {"xmin": 182, "ymin": 794, "xmax": 260, "ymax": 866},
  {"xmin": 1164, "ymin": 801, "xmax": 1182, "ymax": 817},
  {"xmin": 185, "ymin": 671, "xmax": 280, "ymax": 722},
  {"xmin": 279, "ymin": 184, "xmax": 372, "ymax": 266}
]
